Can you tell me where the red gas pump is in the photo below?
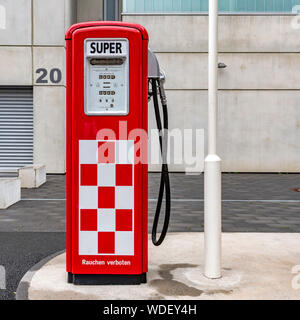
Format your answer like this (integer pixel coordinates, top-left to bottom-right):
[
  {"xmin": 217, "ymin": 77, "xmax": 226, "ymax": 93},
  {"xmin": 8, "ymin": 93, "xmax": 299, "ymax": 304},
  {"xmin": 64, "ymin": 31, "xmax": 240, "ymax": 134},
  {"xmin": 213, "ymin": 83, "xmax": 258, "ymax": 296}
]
[{"xmin": 66, "ymin": 22, "xmax": 170, "ymax": 285}]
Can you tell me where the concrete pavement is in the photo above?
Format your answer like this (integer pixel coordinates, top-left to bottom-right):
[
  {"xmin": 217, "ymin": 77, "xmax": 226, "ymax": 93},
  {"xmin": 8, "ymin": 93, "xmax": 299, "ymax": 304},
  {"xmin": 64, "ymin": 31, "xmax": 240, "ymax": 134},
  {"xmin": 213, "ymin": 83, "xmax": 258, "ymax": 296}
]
[{"xmin": 17, "ymin": 233, "xmax": 300, "ymax": 300}]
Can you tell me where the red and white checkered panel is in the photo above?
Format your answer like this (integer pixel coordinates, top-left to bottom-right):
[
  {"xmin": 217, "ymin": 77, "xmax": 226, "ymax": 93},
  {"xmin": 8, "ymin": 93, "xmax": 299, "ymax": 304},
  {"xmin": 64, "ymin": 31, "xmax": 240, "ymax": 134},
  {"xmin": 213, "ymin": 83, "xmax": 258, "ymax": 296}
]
[{"xmin": 78, "ymin": 140, "xmax": 135, "ymax": 256}]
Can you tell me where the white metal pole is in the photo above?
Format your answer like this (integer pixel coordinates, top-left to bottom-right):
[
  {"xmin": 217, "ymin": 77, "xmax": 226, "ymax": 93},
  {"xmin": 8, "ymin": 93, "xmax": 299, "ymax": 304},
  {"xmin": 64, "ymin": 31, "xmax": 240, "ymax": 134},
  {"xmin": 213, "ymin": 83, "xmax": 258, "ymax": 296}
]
[{"xmin": 204, "ymin": 0, "xmax": 222, "ymax": 279}]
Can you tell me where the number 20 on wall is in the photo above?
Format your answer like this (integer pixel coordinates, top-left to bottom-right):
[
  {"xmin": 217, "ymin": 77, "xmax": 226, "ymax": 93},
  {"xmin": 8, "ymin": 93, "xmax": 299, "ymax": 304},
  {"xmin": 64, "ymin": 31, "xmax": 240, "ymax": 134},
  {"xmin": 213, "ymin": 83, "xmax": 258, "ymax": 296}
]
[{"xmin": 35, "ymin": 68, "xmax": 62, "ymax": 84}]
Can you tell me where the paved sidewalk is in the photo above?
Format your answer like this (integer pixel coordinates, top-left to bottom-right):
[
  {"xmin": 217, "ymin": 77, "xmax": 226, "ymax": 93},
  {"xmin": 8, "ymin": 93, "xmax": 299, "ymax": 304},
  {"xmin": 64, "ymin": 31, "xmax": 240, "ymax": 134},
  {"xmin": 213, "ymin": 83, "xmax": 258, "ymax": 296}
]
[{"xmin": 0, "ymin": 173, "xmax": 300, "ymax": 232}]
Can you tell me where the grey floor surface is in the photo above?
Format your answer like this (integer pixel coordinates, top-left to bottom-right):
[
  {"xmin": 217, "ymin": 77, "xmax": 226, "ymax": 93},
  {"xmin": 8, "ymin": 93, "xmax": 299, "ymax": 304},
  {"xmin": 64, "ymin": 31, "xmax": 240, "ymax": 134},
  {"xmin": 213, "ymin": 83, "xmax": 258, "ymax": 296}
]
[{"xmin": 1, "ymin": 173, "xmax": 300, "ymax": 232}]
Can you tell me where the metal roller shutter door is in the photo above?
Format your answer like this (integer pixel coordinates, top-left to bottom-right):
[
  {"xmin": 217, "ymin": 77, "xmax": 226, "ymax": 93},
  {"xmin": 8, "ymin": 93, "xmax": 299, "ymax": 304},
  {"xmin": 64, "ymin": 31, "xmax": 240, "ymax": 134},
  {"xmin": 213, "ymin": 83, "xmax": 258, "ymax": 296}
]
[{"xmin": 0, "ymin": 86, "xmax": 33, "ymax": 173}]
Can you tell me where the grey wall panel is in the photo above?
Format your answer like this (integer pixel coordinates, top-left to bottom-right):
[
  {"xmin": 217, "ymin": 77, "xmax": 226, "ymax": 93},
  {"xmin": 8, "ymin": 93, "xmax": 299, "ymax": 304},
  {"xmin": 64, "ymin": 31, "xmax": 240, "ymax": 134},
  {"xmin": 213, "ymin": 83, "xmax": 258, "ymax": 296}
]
[
  {"xmin": 0, "ymin": 47, "xmax": 32, "ymax": 85},
  {"xmin": 33, "ymin": 86, "xmax": 66, "ymax": 174},
  {"xmin": 0, "ymin": 0, "xmax": 31, "ymax": 45},
  {"xmin": 77, "ymin": 0, "xmax": 104, "ymax": 22},
  {"xmin": 123, "ymin": 14, "xmax": 300, "ymax": 172},
  {"xmin": 122, "ymin": 15, "xmax": 300, "ymax": 53},
  {"xmin": 219, "ymin": 90, "xmax": 300, "ymax": 172},
  {"xmin": 33, "ymin": 0, "xmax": 66, "ymax": 45},
  {"xmin": 156, "ymin": 53, "xmax": 300, "ymax": 90},
  {"xmin": 149, "ymin": 90, "xmax": 300, "ymax": 172}
]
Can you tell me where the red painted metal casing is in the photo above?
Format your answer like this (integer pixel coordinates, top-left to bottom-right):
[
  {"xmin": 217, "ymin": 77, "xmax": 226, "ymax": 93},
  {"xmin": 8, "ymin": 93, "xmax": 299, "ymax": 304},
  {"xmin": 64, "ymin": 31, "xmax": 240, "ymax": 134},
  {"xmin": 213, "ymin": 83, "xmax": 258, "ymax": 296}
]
[{"xmin": 65, "ymin": 22, "xmax": 148, "ymax": 280}]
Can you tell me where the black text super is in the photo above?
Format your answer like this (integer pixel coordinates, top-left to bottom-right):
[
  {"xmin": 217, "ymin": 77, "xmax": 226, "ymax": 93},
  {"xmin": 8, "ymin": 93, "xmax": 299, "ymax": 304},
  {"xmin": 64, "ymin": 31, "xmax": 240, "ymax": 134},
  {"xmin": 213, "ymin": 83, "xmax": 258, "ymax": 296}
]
[{"xmin": 89, "ymin": 41, "xmax": 123, "ymax": 54}]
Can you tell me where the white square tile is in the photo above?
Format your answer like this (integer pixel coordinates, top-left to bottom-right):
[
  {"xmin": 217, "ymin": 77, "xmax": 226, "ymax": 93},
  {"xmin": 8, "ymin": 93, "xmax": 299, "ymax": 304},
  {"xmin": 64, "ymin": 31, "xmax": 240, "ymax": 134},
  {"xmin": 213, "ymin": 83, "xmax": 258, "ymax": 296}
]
[
  {"xmin": 79, "ymin": 140, "xmax": 98, "ymax": 164},
  {"xmin": 115, "ymin": 232, "xmax": 134, "ymax": 255},
  {"xmin": 98, "ymin": 209, "xmax": 115, "ymax": 231},
  {"xmin": 116, "ymin": 140, "xmax": 134, "ymax": 164},
  {"xmin": 127, "ymin": 141, "xmax": 134, "ymax": 164},
  {"xmin": 79, "ymin": 231, "xmax": 98, "ymax": 255},
  {"xmin": 98, "ymin": 164, "xmax": 115, "ymax": 186},
  {"xmin": 115, "ymin": 186, "xmax": 134, "ymax": 209},
  {"xmin": 79, "ymin": 186, "xmax": 98, "ymax": 209}
]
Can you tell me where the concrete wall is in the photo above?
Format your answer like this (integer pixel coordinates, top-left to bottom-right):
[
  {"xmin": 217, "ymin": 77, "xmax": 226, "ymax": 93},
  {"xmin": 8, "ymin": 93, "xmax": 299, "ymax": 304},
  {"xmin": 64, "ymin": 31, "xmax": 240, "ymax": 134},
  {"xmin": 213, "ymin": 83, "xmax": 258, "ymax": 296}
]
[
  {"xmin": 1, "ymin": 3, "xmax": 298, "ymax": 173},
  {"xmin": 0, "ymin": 0, "xmax": 78, "ymax": 173},
  {"xmin": 33, "ymin": 0, "xmax": 77, "ymax": 173},
  {"xmin": 77, "ymin": 0, "xmax": 103, "ymax": 22},
  {"xmin": 0, "ymin": 0, "xmax": 80, "ymax": 173},
  {"xmin": 122, "ymin": 14, "xmax": 300, "ymax": 172}
]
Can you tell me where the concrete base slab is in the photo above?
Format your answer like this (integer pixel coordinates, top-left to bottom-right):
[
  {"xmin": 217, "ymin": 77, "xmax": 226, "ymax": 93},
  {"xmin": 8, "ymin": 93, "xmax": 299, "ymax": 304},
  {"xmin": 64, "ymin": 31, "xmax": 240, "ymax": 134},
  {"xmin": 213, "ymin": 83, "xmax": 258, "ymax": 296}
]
[
  {"xmin": 18, "ymin": 233, "xmax": 300, "ymax": 300},
  {"xmin": 18, "ymin": 164, "xmax": 46, "ymax": 188},
  {"xmin": 0, "ymin": 178, "xmax": 21, "ymax": 209}
]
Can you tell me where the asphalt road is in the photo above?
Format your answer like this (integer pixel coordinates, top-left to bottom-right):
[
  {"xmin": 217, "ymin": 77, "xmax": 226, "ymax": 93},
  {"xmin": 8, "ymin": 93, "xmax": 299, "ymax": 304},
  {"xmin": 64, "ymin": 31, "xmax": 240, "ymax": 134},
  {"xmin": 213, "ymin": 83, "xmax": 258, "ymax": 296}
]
[{"xmin": 0, "ymin": 232, "xmax": 65, "ymax": 300}]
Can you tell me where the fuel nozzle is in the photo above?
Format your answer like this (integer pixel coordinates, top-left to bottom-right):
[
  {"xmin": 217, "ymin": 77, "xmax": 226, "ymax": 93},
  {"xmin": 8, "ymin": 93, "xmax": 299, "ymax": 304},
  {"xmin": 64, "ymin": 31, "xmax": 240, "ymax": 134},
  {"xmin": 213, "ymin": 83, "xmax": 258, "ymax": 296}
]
[
  {"xmin": 148, "ymin": 49, "xmax": 167, "ymax": 106},
  {"xmin": 158, "ymin": 70, "xmax": 167, "ymax": 106},
  {"xmin": 147, "ymin": 49, "xmax": 171, "ymax": 246}
]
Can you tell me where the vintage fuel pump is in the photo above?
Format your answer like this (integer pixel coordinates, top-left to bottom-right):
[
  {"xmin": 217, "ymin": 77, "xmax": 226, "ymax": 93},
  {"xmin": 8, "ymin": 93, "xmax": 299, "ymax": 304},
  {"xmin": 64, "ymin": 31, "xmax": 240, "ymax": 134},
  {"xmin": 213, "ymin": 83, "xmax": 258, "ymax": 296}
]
[{"xmin": 66, "ymin": 21, "xmax": 170, "ymax": 285}]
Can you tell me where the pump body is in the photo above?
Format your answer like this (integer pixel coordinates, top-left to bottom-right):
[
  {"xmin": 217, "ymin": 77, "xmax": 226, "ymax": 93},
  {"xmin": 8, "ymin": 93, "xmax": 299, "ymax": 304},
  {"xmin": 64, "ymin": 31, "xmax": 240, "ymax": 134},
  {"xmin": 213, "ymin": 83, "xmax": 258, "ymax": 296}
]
[{"xmin": 66, "ymin": 22, "xmax": 149, "ymax": 285}]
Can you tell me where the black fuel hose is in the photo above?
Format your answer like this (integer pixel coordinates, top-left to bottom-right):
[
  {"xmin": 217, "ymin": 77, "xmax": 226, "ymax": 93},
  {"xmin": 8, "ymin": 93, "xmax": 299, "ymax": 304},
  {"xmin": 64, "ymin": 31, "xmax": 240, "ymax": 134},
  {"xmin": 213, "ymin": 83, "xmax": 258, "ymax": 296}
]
[{"xmin": 151, "ymin": 78, "xmax": 171, "ymax": 246}]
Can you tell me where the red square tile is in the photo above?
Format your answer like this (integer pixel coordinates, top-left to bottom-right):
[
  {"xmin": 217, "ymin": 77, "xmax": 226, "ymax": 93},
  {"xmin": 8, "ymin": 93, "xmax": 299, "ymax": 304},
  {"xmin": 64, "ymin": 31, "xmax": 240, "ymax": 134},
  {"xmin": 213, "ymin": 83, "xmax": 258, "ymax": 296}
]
[
  {"xmin": 80, "ymin": 209, "xmax": 97, "ymax": 231},
  {"xmin": 98, "ymin": 232, "xmax": 115, "ymax": 254},
  {"xmin": 80, "ymin": 164, "xmax": 97, "ymax": 186},
  {"xmin": 116, "ymin": 164, "xmax": 132, "ymax": 186},
  {"xmin": 98, "ymin": 141, "xmax": 115, "ymax": 163},
  {"xmin": 98, "ymin": 187, "xmax": 115, "ymax": 208},
  {"xmin": 116, "ymin": 209, "xmax": 132, "ymax": 231}
]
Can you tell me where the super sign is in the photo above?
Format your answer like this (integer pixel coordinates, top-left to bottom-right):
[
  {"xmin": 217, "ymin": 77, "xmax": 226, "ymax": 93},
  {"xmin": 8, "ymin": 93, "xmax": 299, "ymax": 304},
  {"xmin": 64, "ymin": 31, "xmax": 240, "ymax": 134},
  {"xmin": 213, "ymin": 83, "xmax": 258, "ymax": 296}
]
[{"xmin": 86, "ymin": 40, "xmax": 128, "ymax": 56}]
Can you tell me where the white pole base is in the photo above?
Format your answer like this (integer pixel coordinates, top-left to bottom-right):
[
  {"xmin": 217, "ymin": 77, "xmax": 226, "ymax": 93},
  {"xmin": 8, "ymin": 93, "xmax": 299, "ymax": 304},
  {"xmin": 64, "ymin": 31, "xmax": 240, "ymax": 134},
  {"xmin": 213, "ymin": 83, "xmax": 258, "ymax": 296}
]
[{"xmin": 204, "ymin": 154, "xmax": 222, "ymax": 279}]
